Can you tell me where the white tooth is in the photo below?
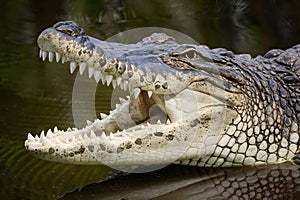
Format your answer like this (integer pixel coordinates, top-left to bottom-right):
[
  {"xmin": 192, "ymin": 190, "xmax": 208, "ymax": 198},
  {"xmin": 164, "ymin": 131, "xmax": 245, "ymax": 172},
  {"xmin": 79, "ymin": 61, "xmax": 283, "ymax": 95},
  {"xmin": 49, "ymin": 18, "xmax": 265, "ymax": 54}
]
[
  {"xmin": 39, "ymin": 49, "xmax": 42, "ymax": 58},
  {"xmin": 35, "ymin": 135, "xmax": 39, "ymax": 140},
  {"xmin": 48, "ymin": 52, "xmax": 54, "ymax": 62},
  {"xmin": 42, "ymin": 51, "xmax": 47, "ymax": 61},
  {"xmin": 122, "ymin": 130, "xmax": 126, "ymax": 136},
  {"xmin": 90, "ymin": 130, "xmax": 97, "ymax": 138},
  {"xmin": 123, "ymin": 80, "xmax": 128, "ymax": 91},
  {"xmin": 119, "ymin": 97, "xmax": 126, "ymax": 104},
  {"xmin": 166, "ymin": 119, "xmax": 171, "ymax": 125},
  {"xmin": 109, "ymin": 133, "xmax": 114, "ymax": 140},
  {"xmin": 101, "ymin": 76, "xmax": 105, "ymax": 84},
  {"xmin": 101, "ymin": 132, "xmax": 107, "ymax": 139},
  {"xmin": 147, "ymin": 122, "xmax": 151, "ymax": 126},
  {"xmin": 88, "ymin": 67, "xmax": 95, "ymax": 78},
  {"xmin": 70, "ymin": 62, "xmax": 77, "ymax": 74},
  {"xmin": 100, "ymin": 113, "xmax": 107, "ymax": 119},
  {"xmin": 61, "ymin": 55, "xmax": 66, "ymax": 64},
  {"xmin": 126, "ymin": 96, "xmax": 130, "ymax": 100},
  {"xmin": 133, "ymin": 88, "xmax": 141, "ymax": 99},
  {"xmin": 55, "ymin": 52, "xmax": 61, "ymax": 62},
  {"xmin": 86, "ymin": 120, "xmax": 92, "ymax": 125},
  {"xmin": 147, "ymin": 90, "xmax": 153, "ymax": 98},
  {"xmin": 141, "ymin": 125, "xmax": 145, "ymax": 129},
  {"xmin": 40, "ymin": 131, "xmax": 45, "ymax": 140},
  {"xmin": 106, "ymin": 75, "xmax": 113, "ymax": 86},
  {"xmin": 79, "ymin": 63, "xmax": 87, "ymax": 75},
  {"xmin": 157, "ymin": 120, "xmax": 161, "ymax": 124},
  {"xmin": 54, "ymin": 126, "xmax": 58, "ymax": 133},
  {"xmin": 67, "ymin": 127, "xmax": 72, "ymax": 132},
  {"xmin": 116, "ymin": 77, "xmax": 122, "ymax": 86},
  {"xmin": 112, "ymin": 80, "xmax": 117, "ymax": 89},
  {"xmin": 46, "ymin": 129, "xmax": 54, "ymax": 138},
  {"xmin": 94, "ymin": 70, "xmax": 102, "ymax": 83},
  {"xmin": 27, "ymin": 133, "xmax": 35, "ymax": 142}
]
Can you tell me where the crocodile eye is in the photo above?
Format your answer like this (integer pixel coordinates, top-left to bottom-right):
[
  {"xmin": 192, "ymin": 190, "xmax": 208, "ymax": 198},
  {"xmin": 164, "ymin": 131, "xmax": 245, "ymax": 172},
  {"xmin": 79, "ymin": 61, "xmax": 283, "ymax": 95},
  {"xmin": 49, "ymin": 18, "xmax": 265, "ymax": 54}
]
[{"xmin": 61, "ymin": 29, "xmax": 76, "ymax": 37}]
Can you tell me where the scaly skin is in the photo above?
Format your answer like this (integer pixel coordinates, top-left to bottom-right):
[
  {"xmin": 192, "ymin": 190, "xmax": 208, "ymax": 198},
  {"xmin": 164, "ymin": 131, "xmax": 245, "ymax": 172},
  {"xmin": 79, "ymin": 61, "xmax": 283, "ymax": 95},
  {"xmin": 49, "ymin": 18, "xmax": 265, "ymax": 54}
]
[{"xmin": 24, "ymin": 21, "xmax": 300, "ymax": 167}]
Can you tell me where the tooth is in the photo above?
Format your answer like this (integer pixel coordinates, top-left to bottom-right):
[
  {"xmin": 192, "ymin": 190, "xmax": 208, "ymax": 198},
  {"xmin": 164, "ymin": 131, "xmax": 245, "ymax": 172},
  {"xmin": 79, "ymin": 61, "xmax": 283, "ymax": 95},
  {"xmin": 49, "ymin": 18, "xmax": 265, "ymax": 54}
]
[
  {"xmin": 46, "ymin": 129, "xmax": 54, "ymax": 138},
  {"xmin": 147, "ymin": 122, "xmax": 151, "ymax": 126},
  {"xmin": 133, "ymin": 88, "xmax": 141, "ymax": 99},
  {"xmin": 54, "ymin": 126, "xmax": 58, "ymax": 133},
  {"xmin": 109, "ymin": 133, "xmax": 114, "ymax": 140},
  {"xmin": 116, "ymin": 77, "xmax": 122, "ymax": 86},
  {"xmin": 55, "ymin": 52, "xmax": 61, "ymax": 62},
  {"xmin": 141, "ymin": 125, "xmax": 145, "ymax": 129},
  {"xmin": 61, "ymin": 55, "xmax": 66, "ymax": 64},
  {"xmin": 101, "ymin": 132, "xmax": 107, "ymax": 139},
  {"xmin": 100, "ymin": 113, "xmax": 107, "ymax": 119},
  {"xmin": 123, "ymin": 80, "xmax": 128, "ymax": 91},
  {"xmin": 122, "ymin": 130, "xmax": 126, "ymax": 136},
  {"xmin": 67, "ymin": 127, "xmax": 72, "ymax": 132},
  {"xmin": 106, "ymin": 75, "xmax": 113, "ymax": 86},
  {"xmin": 35, "ymin": 135, "xmax": 39, "ymax": 140},
  {"xmin": 70, "ymin": 62, "xmax": 77, "ymax": 74},
  {"xmin": 48, "ymin": 52, "xmax": 54, "ymax": 62},
  {"xmin": 88, "ymin": 67, "xmax": 94, "ymax": 78},
  {"xmin": 119, "ymin": 97, "xmax": 126, "ymax": 104},
  {"xmin": 94, "ymin": 70, "xmax": 102, "ymax": 83},
  {"xmin": 147, "ymin": 90, "xmax": 153, "ymax": 98},
  {"xmin": 79, "ymin": 63, "xmax": 87, "ymax": 75},
  {"xmin": 27, "ymin": 133, "xmax": 35, "ymax": 142},
  {"xmin": 166, "ymin": 119, "xmax": 171, "ymax": 125},
  {"xmin": 86, "ymin": 120, "xmax": 92, "ymax": 125},
  {"xmin": 42, "ymin": 137, "xmax": 53, "ymax": 146},
  {"xmin": 90, "ymin": 130, "xmax": 97, "ymax": 138},
  {"xmin": 40, "ymin": 131, "xmax": 45, "ymax": 141},
  {"xmin": 112, "ymin": 80, "xmax": 117, "ymax": 89},
  {"xmin": 42, "ymin": 51, "xmax": 47, "ymax": 61},
  {"xmin": 157, "ymin": 120, "xmax": 161, "ymax": 124},
  {"xmin": 39, "ymin": 49, "xmax": 42, "ymax": 58}
]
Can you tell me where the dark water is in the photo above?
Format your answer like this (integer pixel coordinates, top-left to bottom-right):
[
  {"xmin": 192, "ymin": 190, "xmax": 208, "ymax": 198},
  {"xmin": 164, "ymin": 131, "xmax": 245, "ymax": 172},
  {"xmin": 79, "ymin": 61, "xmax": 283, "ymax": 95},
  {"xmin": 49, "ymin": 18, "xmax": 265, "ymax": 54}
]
[{"xmin": 1, "ymin": 0, "xmax": 300, "ymax": 199}]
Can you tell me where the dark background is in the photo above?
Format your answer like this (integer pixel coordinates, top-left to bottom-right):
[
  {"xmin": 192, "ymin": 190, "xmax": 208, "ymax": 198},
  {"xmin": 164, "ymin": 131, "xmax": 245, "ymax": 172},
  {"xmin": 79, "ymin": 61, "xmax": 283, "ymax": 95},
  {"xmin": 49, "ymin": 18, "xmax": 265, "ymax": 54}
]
[{"xmin": 1, "ymin": 0, "xmax": 300, "ymax": 199}]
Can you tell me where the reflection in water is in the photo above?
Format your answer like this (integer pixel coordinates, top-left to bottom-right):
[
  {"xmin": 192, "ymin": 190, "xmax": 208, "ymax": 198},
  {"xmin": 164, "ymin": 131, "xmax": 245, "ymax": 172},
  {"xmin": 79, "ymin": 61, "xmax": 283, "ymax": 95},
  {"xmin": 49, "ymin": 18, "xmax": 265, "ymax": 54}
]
[
  {"xmin": 63, "ymin": 162, "xmax": 300, "ymax": 200},
  {"xmin": 1, "ymin": 0, "xmax": 300, "ymax": 199}
]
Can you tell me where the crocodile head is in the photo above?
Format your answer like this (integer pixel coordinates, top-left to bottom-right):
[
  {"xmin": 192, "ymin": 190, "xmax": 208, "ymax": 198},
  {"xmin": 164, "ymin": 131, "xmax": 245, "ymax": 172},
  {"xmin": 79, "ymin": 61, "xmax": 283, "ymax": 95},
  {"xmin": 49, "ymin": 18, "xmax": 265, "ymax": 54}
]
[{"xmin": 24, "ymin": 21, "xmax": 268, "ymax": 167}]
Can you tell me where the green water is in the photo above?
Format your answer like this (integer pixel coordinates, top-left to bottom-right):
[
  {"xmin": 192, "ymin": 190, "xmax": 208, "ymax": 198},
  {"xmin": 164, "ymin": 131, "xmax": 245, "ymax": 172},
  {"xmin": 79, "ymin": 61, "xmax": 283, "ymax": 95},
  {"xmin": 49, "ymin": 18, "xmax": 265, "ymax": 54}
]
[{"xmin": 1, "ymin": 0, "xmax": 300, "ymax": 199}]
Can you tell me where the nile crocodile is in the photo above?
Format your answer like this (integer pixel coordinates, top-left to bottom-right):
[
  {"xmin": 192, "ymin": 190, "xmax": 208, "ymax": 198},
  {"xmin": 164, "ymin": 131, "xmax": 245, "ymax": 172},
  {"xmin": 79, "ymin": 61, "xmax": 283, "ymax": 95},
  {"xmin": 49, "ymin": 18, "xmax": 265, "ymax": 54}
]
[{"xmin": 25, "ymin": 21, "xmax": 300, "ymax": 167}]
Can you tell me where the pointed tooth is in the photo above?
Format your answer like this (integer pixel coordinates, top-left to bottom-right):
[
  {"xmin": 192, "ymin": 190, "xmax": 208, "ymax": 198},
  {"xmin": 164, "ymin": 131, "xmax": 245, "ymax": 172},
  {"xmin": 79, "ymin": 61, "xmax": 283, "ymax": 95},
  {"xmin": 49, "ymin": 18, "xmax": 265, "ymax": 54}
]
[
  {"xmin": 39, "ymin": 49, "xmax": 42, "ymax": 58},
  {"xmin": 101, "ymin": 75, "xmax": 105, "ymax": 84},
  {"xmin": 106, "ymin": 75, "xmax": 113, "ymax": 86},
  {"xmin": 79, "ymin": 63, "xmax": 87, "ymax": 75},
  {"xmin": 101, "ymin": 132, "xmax": 107, "ymax": 139},
  {"xmin": 86, "ymin": 120, "xmax": 92, "ymax": 125},
  {"xmin": 27, "ymin": 133, "xmax": 35, "ymax": 142},
  {"xmin": 90, "ymin": 130, "xmax": 97, "ymax": 138},
  {"xmin": 147, "ymin": 90, "xmax": 153, "ymax": 98},
  {"xmin": 35, "ymin": 135, "xmax": 39, "ymax": 140},
  {"xmin": 147, "ymin": 122, "xmax": 151, "ymax": 126},
  {"xmin": 61, "ymin": 55, "xmax": 66, "ymax": 64},
  {"xmin": 123, "ymin": 80, "xmax": 128, "ymax": 91},
  {"xmin": 88, "ymin": 67, "xmax": 95, "ymax": 78},
  {"xmin": 166, "ymin": 119, "xmax": 171, "ymax": 125},
  {"xmin": 40, "ymin": 131, "xmax": 45, "ymax": 140},
  {"xmin": 55, "ymin": 52, "xmax": 61, "ymax": 62},
  {"xmin": 46, "ymin": 129, "xmax": 54, "ymax": 138},
  {"xmin": 42, "ymin": 51, "xmax": 47, "ymax": 61},
  {"xmin": 67, "ymin": 127, "xmax": 72, "ymax": 132},
  {"xmin": 94, "ymin": 70, "xmax": 102, "ymax": 83},
  {"xmin": 100, "ymin": 113, "xmax": 107, "ymax": 119},
  {"xmin": 157, "ymin": 120, "xmax": 161, "ymax": 124},
  {"xmin": 48, "ymin": 52, "xmax": 54, "ymax": 62},
  {"xmin": 116, "ymin": 77, "xmax": 122, "ymax": 86},
  {"xmin": 119, "ymin": 97, "xmax": 126, "ymax": 104},
  {"xmin": 70, "ymin": 62, "xmax": 77, "ymax": 74},
  {"xmin": 122, "ymin": 130, "xmax": 126, "ymax": 136},
  {"xmin": 112, "ymin": 80, "xmax": 117, "ymax": 89},
  {"xmin": 54, "ymin": 126, "xmax": 58, "ymax": 133},
  {"xmin": 141, "ymin": 125, "xmax": 145, "ymax": 129},
  {"xmin": 133, "ymin": 88, "xmax": 141, "ymax": 99},
  {"xmin": 109, "ymin": 133, "xmax": 114, "ymax": 140}
]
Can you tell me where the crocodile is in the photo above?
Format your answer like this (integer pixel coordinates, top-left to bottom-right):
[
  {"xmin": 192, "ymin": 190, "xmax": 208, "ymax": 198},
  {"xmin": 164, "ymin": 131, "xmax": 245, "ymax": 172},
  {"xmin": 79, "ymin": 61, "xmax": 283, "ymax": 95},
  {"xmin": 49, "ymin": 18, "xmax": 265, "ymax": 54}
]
[{"xmin": 24, "ymin": 21, "xmax": 300, "ymax": 167}]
